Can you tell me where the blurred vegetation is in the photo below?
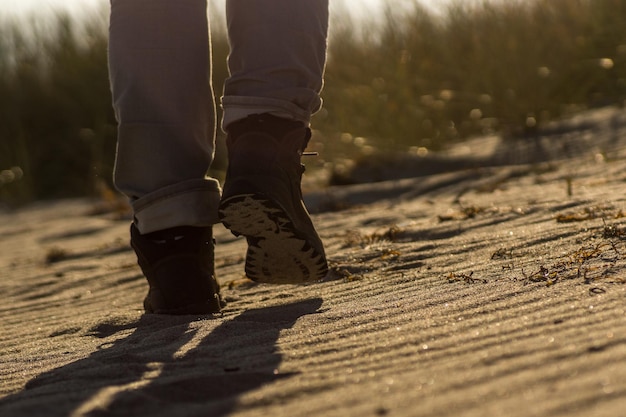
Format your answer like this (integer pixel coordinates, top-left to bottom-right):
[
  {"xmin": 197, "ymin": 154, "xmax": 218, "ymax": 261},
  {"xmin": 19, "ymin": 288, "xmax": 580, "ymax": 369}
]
[
  {"xmin": 2, "ymin": 0, "xmax": 626, "ymax": 205},
  {"xmin": 0, "ymin": 12, "xmax": 115, "ymax": 205},
  {"xmin": 319, "ymin": 0, "xmax": 626, "ymax": 153}
]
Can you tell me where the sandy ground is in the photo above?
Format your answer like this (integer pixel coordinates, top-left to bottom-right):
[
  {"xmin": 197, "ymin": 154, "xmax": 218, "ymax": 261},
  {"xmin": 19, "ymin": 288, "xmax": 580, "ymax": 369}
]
[{"xmin": 2, "ymin": 108, "xmax": 626, "ymax": 417}]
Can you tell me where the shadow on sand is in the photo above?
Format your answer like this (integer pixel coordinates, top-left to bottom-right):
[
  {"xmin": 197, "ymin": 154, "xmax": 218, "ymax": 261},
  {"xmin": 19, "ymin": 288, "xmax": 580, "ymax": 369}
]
[{"xmin": 0, "ymin": 298, "xmax": 323, "ymax": 417}]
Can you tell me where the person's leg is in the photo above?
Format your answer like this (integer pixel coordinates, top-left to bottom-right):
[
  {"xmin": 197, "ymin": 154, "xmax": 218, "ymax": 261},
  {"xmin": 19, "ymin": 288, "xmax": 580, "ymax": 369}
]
[
  {"xmin": 221, "ymin": 0, "xmax": 328, "ymax": 129},
  {"xmin": 109, "ymin": 0, "xmax": 222, "ymax": 313},
  {"xmin": 218, "ymin": 0, "xmax": 329, "ymax": 284},
  {"xmin": 109, "ymin": 0, "xmax": 220, "ymax": 233}
]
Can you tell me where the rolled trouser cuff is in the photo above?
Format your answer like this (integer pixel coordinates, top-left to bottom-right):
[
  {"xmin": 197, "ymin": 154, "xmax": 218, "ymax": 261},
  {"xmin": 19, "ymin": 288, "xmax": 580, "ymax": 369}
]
[
  {"xmin": 132, "ymin": 178, "xmax": 221, "ymax": 234},
  {"xmin": 221, "ymin": 96, "xmax": 316, "ymax": 130}
]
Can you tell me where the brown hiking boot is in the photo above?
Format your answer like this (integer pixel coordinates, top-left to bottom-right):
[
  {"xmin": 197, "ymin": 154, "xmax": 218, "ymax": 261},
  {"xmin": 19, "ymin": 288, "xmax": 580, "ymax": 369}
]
[
  {"xmin": 218, "ymin": 114, "xmax": 328, "ymax": 284},
  {"xmin": 130, "ymin": 224, "xmax": 224, "ymax": 314}
]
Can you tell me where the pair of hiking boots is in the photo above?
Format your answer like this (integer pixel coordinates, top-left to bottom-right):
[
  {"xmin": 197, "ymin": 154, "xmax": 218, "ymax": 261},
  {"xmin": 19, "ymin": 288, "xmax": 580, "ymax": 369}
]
[{"xmin": 130, "ymin": 114, "xmax": 328, "ymax": 315}]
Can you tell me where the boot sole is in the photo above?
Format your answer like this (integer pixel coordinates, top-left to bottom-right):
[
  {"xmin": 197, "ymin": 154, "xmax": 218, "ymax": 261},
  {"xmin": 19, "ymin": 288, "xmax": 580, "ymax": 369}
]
[{"xmin": 218, "ymin": 193, "xmax": 328, "ymax": 284}]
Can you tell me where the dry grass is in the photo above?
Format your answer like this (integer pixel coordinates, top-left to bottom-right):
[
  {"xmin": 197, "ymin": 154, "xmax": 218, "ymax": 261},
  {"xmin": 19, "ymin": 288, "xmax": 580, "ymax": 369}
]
[{"xmin": 3, "ymin": 0, "xmax": 626, "ymax": 204}]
